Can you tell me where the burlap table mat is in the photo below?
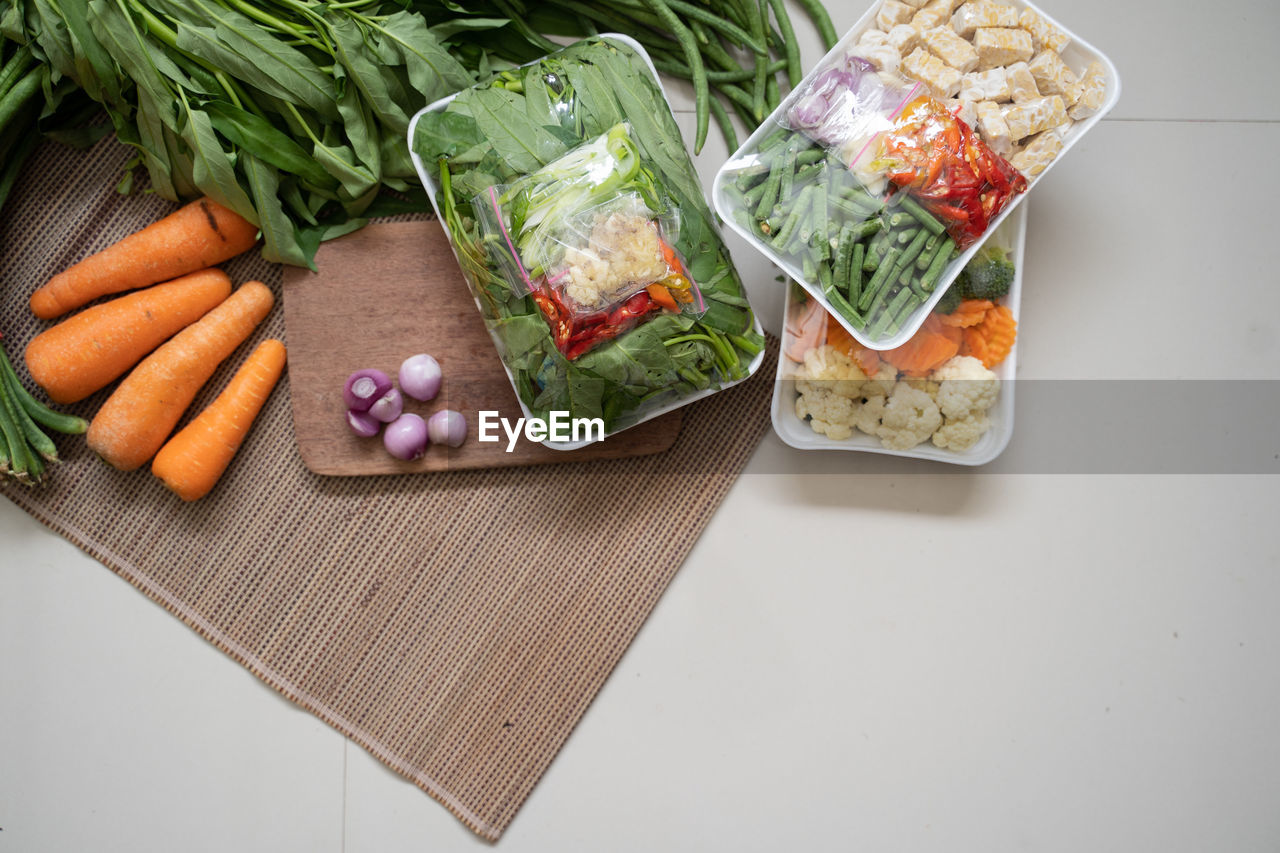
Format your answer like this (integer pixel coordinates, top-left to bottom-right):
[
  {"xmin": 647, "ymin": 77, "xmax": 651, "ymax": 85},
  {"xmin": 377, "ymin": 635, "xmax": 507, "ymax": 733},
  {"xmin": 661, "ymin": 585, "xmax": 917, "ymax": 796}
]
[{"xmin": 2, "ymin": 135, "xmax": 775, "ymax": 841}]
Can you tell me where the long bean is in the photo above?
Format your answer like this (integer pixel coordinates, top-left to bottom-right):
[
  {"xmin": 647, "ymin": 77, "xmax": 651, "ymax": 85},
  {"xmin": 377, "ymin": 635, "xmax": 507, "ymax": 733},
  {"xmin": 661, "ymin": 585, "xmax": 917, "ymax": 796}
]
[
  {"xmin": 765, "ymin": 0, "xmax": 802, "ymax": 86},
  {"xmin": 638, "ymin": 0, "xmax": 709, "ymax": 153}
]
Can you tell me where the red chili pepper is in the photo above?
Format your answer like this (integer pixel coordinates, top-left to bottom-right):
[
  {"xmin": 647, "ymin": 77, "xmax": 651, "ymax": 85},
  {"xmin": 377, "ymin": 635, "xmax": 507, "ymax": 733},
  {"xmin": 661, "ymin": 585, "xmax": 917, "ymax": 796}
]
[{"xmin": 879, "ymin": 95, "xmax": 1027, "ymax": 249}]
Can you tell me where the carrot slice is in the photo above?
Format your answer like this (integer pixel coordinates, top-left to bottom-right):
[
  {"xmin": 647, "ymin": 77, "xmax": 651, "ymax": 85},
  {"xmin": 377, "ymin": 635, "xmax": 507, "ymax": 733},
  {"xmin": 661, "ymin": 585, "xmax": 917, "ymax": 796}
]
[
  {"xmin": 881, "ymin": 314, "xmax": 960, "ymax": 377},
  {"xmin": 962, "ymin": 303, "xmax": 1017, "ymax": 368},
  {"xmin": 938, "ymin": 299, "xmax": 994, "ymax": 328}
]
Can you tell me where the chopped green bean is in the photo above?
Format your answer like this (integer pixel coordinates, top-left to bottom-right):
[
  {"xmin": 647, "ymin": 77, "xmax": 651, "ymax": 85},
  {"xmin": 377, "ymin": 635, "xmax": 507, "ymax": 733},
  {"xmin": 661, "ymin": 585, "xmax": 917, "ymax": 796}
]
[{"xmin": 920, "ymin": 237, "xmax": 957, "ymax": 292}]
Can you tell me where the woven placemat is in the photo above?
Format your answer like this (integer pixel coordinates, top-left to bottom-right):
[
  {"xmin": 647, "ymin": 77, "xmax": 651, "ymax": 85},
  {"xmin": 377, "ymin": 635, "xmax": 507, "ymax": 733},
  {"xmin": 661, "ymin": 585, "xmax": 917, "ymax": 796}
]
[{"xmin": 1, "ymin": 136, "xmax": 775, "ymax": 840}]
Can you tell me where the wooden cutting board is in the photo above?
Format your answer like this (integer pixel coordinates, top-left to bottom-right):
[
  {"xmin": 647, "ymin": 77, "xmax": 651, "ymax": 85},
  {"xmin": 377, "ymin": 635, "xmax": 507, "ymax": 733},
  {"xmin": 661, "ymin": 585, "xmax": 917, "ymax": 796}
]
[{"xmin": 281, "ymin": 220, "xmax": 682, "ymax": 475}]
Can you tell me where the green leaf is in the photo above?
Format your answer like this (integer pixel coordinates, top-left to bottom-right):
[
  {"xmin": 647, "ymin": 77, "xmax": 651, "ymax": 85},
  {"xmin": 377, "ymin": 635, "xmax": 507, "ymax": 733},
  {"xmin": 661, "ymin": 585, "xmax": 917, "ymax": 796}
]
[
  {"xmin": 242, "ymin": 153, "xmax": 311, "ymax": 267},
  {"xmin": 328, "ymin": 15, "xmax": 410, "ymax": 134},
  {"xmin": 311, "ymin": 141, "xmax": 379, "ymax": 202},
  {"xmin": 429, "ymin": 16, "xmax": 509, "ymax": 42},
  {"xmin": 163, "ymin": 0, "xmax": 338, "ymax": 119},
  {"xmin": 465, "ymin": 86, "xmax": 565, "ymax": 174},
  {"xmin": 366, "ymin": 10, "xmax": 472, "ymax": 102},
  {"xmin": 203, "ymin": 100, "xmax": 338, "ymax": 190},
  {"xmin": 412, "ymin": 109, "xmax": 482, "ymax": 164},
  {"xmin": 180, "ymin": 96, "xmax": 258, "ymax": 222}
]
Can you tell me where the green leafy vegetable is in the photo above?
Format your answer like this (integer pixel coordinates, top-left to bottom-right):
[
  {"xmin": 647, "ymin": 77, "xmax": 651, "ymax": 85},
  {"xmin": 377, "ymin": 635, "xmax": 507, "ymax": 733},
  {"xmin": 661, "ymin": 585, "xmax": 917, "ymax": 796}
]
[{"xmin": 414, "ymin": 37, "xmax": 764, "ymax": 438}]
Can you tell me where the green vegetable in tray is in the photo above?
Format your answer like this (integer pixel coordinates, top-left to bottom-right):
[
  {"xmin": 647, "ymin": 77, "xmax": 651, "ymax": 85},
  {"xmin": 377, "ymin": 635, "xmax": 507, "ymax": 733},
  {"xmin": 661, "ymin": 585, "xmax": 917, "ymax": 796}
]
[
  {"xmin": 413, "ymin": 37, "xmax": 764, "ymax": 436},
  {"xmin": 954, "ymin": 243, "xmax": 1016, "ymax": 302},
  {"xmin": 723, "ymin": 126, "xmax": 958, "ymax": 342}
]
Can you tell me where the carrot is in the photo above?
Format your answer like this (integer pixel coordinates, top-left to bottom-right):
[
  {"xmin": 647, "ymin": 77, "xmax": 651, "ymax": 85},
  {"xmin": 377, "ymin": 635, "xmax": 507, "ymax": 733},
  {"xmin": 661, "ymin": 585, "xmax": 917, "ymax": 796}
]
[
  {"xmin": 824, "ymin": 318, "xmax": 881, "ymax": 376},
  {"xmin": 938, "ymin": 299, "xmax": 994, "ymax": 328},
  {"xmin": 24, "ymin": 269, "xmax": 233, "ymax": 404},
  {"xmin": 646, "ymin": 283, "xmax": 681, "ymax": 312},
  {"xmin": 151, "ymin": 339, "xmax": 286, "ymax": 501},
  {"xmin": 86, "ymin": 280, "xmax": 274, "ymax": 471},
  {"xmin": 962, "ymin": 303, "xmax": 1017, "ymax": 368},
  {"xmin": 30, "ymin": 197, "xmax": 259, "ymax": 320},
  {"xmin": 880, "ymin": 314, "xmax": 960, "ymax": 377}
]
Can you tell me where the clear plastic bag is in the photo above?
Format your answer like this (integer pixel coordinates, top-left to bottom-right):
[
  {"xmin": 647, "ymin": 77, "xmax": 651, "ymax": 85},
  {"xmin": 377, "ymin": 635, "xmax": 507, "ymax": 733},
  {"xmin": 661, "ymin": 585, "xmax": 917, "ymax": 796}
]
[
  {"xmin": 714, "ymin": 46, "xmax": 1027, "ymax": 349},
  {"xmin": 472, "ymin": 123, "xmax": 704, "ymax": 360}
]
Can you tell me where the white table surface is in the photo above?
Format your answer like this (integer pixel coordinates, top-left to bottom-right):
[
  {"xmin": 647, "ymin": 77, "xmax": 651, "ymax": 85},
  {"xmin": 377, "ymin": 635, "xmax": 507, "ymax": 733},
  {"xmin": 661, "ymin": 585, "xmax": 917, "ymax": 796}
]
[{"xmin": 4, "ymin": 1, "xmax": 1279, "ymax": 850}]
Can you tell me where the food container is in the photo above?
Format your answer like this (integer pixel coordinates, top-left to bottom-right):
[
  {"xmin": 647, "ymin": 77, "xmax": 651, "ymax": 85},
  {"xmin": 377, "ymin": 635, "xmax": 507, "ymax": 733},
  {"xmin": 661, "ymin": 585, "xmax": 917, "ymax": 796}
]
[
  {"xmin": 771, "ymin": 203, "xmax": 1025, "ymax": 465},
  {"xmin": 713, "ymin": 0, "xmax": 1118, "ymax": 351},
  {"xmin": 408, "ymin": 35, "xmax": 765, "ymax": 450}
]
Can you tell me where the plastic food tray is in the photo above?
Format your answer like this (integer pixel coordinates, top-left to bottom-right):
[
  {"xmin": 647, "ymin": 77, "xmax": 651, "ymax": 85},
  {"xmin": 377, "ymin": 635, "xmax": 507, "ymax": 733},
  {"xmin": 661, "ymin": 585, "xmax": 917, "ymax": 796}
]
[
  {"xmin": 771, "ymin": 203, "xmax": 1025, "ymax": 466},
  {"xmin": 713, "ymin": 0, "xmax": 1119, "ymax": 351},
  {"xmin": 408, "ymin": 34, "xmax": 765, "ymax": 450}
]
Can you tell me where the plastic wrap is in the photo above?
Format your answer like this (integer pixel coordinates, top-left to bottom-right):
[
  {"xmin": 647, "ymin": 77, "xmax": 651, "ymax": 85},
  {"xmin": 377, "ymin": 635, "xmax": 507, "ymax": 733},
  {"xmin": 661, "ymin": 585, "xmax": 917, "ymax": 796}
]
[{"xmin": 410, "ymin": 36, "xmax": 764, "ymax": 449}]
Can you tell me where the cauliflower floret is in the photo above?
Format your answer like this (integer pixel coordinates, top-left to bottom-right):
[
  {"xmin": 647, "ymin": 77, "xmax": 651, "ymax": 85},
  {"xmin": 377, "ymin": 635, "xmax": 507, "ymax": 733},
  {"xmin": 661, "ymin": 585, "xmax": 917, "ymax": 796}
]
[
  {"xmin": 876, "ymin": 381, "xmax": 942, "ymax": 450},
  {"xmin": 795, "ymin": 382, "xmax": 859, "ymax": 440},
  {"xmin": 853, "ymin": 390, "xmax": 888, "ymax": 436},
  {"xmin": 563, "ymin": 212, "xmax": 666, "ymax": 309},
  {"xmin": 932, "ymin": 355, "xmax": 1000, "ymax": 419},
  {"xmin": 861, "ymin": 362, "xmax": 899, "ymax": 399},
  {"xmin": 798, "ymin": 344, "xmax": 866, "ymax": 398},
  {"xmin": 932, "ymin": 411, "xmax": 992, "ymax": 451}
]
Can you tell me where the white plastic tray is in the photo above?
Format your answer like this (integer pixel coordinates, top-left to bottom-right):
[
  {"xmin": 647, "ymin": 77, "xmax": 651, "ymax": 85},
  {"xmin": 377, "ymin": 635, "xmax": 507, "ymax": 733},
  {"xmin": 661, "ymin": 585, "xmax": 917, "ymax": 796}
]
[
  {"xmin": 407, "ymin": 34, "xmax": 765, "ymax": 450},
  {"xmin": 713, "ymin": 0, "xmax": 1119, "ymax": 352},
  {"xmin": 771, "ymin": 203, "xmax": 1025, "ymax": 466}
]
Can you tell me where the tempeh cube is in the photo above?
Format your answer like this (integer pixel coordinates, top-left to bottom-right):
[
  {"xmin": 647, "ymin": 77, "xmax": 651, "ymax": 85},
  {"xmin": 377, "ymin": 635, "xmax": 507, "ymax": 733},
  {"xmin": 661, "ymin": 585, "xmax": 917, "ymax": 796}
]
[
  {"xmin": 902, "ymin": 46, "xmax": 963, "ymax": 98},
  {"xmin": 1009, "ymin": 130, "xmax": 1064, "ymax": 176},
  {"xmin": 975, "ymin": 100, "xmax": 1013, "ymax": 154},
  {"xmin": 877, "ymin": 0, "xmax": 916, "ymax": 31},
  {"xmin": 973, "ymin": 27, "xmax": 1034, "ymax": 69},
  {"xmin": 1068, "ymin": 60, "xmax": 1109, "ymax": 120},
  {"xmin": 1028, "ymin": 49, "xmax": 1080, "ymax": 104},
  {"xmin": 885, "ymin": 23, "xmax": 923, "ymax": 56},
  {"xmin": 1002, "ymin": 95, "xmax": 1066, "ymax": 141},
  {"xmin": 923, "ymin": 26, "xmax": 979, "ymax": 72},
  {"xmin": 1005, "ymin": 61, "xmax": 1040, "ymax": 103},
  {"xmin": 1019, "ymin": 7, "xmax": 1071, "ymax": 53},
  {"xmin": 959, "ymin": 67, "xmax": 1011, "ymax": 103},
  {"xmin": 950, "ymin": 2, "xmax": 1020, "ymax": 38}
]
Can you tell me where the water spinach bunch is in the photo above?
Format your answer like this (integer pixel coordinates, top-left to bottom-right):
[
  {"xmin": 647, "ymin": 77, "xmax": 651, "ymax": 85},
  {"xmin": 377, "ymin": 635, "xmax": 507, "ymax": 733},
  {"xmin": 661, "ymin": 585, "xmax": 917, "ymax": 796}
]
[
  {"xmin": 414, "ymin": 37, "xmax": 764, "ymax": 433},
  {"xmin": 2, "ymin": 0, "xmax": 474, "ymax": 267}
]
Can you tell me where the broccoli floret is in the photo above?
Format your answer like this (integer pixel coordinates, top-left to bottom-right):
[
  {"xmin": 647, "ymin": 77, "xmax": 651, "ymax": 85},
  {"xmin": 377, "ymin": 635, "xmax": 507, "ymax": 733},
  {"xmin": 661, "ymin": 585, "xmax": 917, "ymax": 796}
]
[
  {"xmin": 934, "ymin": 283, "xmax": 963, "ymax": 314},
  {"xmin": 959, "ymin": 245, "xmax": 1015, "ymax": 301}
]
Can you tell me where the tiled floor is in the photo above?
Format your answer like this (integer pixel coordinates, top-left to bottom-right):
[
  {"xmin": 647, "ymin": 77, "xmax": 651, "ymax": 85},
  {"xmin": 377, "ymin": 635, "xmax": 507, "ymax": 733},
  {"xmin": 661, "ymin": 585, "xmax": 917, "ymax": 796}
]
[{"xmin": 4, "ymin": 1, "xmax": 1279, "ymax": 851}]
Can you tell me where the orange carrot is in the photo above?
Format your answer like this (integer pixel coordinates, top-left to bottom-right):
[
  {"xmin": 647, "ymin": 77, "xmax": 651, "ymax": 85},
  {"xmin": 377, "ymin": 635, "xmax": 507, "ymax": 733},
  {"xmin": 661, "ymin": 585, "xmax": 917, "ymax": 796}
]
[
  {"xmin": 962, "ymin": 303, "xmax": 1017, "ymax": 368},
  {"xmin": 824, "ymin": 318, "xmax": 881, "ymax": 376},
  {"xmin": 151, "ymin": 339, "xmax": 286, "ymax": 501},
  {"xmin": 880, "ymin": 314, "xmax": 960, "ymax": 377},
  {"xmin": 938, "ymin": 299, "xmax": 994, "ymax": 328},
  {"xmin": 30, "ymin": 197, "xmax": 259, "ymax": 320},
  {"xmin": 86, "ymin": 280, "xmax": 275, "ymax": 471},
  {"xmin": 24, "ymin": 269, "xmax": 233, "ymax": 404},
  {"xmin": 646, "ymin": 283, "xmax": 680, "ymax": 312}
]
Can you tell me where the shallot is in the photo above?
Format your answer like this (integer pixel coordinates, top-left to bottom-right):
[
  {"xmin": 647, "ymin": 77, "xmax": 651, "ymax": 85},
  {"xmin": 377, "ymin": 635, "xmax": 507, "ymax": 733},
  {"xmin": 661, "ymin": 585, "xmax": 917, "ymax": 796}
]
[
  {"xmin": 347, "ymin": 408, "xmax": 381, "ymax": 438},
  {"xmin": 368, "ymin": 387, "xmax": 404, "ymax": 423},
  {"xmin": 383, "ymin": 413, "xmax": 428, "ymax": 460},
  {"xmin": 427, "ymin": 409, "xmax": 467, "ymax": 447},
  {"xmin": 398, "ymin": 353, "xmax": 442, "ymax": 401},
  {"xmin": 343, "ymin": 368, "xmax": 392, "ymax": 412}
]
